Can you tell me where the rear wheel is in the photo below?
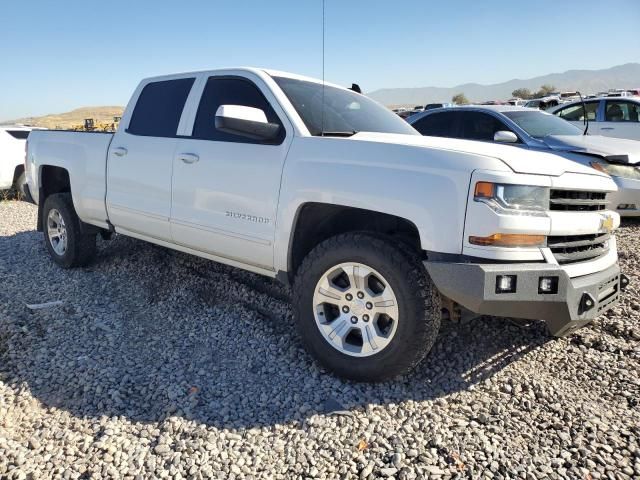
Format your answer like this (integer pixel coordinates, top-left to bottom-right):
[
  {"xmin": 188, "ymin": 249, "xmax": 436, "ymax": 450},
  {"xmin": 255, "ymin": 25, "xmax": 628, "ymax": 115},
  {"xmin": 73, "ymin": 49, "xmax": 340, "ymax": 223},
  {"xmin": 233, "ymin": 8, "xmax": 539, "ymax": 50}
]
[
  {"xmin": 43, "ymin": 193, "xmax": 96, "ymax": 268},
  {"xmin": 293, "ymin": 232, "xmax": 441, "ymax": 381}
]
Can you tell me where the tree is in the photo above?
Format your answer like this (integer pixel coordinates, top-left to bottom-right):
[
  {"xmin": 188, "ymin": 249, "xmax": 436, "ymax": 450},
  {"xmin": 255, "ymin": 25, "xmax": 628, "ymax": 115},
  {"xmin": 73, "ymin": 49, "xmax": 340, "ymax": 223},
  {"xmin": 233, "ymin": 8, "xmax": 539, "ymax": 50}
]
[
  {"xmin": 535, "ymin": 84, "xmax": 556, "ymax": 98},
  {"xmin": 511, "ymin": 88, "xmax": 533, "ymax": 99},
  {"xmin": 452, "ymin": 93, "xmax": 469, "ymax": 105}
]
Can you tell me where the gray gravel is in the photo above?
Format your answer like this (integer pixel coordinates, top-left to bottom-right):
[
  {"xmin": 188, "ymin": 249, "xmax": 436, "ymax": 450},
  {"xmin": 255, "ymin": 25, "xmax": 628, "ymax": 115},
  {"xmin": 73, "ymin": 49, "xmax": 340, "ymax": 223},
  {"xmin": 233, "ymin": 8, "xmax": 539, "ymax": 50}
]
[{"xmin": 1, "ymin": 200, "xmax": 639, "ymax": 479}]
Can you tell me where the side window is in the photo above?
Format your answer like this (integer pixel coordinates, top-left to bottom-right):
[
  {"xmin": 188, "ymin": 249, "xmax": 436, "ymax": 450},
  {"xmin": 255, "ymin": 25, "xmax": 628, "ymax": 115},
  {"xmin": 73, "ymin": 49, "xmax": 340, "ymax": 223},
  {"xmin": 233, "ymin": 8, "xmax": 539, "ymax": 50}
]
[
  {"xmin": 6, "ymin": 130, "xmax": 30, "ymax": 140},
  {"xmin": 460, "ymin": 112, "xmax": 513, "ymax": 141},
  {"xmin": 556, "ymin": 102, "xmax": 598, "ymax": 121},
  {"xmin": 605, "ymin": 101, "xmax": 640, "ymax": 122},
  {"xmin": 127, "ymin": 78, "xmax": 195, "ymax": 137},
  {"xmin": 192, "ymin": 77, "xmax": 284, "ymax": 144},
  {"xmin": 412, "ymin": 112, "xmax": 457, "ymax": 137}
]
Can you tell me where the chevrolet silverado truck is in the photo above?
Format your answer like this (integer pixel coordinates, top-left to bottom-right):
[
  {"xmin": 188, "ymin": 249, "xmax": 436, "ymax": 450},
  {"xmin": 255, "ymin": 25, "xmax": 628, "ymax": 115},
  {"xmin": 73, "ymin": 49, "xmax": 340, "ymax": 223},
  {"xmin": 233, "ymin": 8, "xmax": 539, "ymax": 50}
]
[{"xmin": 25, "ymin": 68, "xmax": 628, "ymax": 381}]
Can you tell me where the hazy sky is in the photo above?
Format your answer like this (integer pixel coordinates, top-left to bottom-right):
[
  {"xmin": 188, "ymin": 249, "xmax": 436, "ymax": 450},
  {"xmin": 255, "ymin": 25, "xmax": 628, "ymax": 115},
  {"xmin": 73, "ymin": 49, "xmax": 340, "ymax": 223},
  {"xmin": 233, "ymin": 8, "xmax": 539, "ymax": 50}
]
[{"xmin": 1, "ymin": 0, "xmax": 639, "ymax": 120}]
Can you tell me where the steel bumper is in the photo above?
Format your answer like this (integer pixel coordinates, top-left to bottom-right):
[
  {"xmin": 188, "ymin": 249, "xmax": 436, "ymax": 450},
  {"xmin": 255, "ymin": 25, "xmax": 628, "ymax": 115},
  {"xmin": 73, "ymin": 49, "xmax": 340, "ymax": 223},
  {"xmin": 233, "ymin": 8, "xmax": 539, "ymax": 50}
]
[{"xmin": 425, "ymin": 260, "xmax": 627, "ymax": 336}]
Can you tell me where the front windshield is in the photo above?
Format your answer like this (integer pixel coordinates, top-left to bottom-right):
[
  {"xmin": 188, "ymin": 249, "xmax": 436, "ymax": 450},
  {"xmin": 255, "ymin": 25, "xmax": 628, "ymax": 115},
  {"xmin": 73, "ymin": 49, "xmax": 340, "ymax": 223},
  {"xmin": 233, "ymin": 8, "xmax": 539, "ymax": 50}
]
[
  {"xmin": 503, "ymin": 110, "xmax": 583, "ymax": 138},
  {"xmin": 273, "ymin": 76, "xmax": 418, "ymax": 136}
]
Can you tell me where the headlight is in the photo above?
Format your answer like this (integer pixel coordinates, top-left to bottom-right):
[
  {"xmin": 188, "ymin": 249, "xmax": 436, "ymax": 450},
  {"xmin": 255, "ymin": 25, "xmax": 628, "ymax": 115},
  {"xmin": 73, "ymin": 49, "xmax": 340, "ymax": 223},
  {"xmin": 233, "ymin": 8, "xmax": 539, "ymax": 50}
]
[
  {"xmin": 474, "ymin": 182, "xmax": 549, "ymax": 215},
  {"xmin": 591, "ymin": 162, "xmax": 640, "ymax": 180}
]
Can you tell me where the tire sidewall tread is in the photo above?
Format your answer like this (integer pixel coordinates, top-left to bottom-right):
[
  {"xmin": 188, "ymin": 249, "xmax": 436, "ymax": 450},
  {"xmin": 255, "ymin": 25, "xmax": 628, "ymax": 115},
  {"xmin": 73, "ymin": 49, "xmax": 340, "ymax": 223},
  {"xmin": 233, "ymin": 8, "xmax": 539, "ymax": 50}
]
[
  {"xmin": 42, "ymin": 193, "xmax": 96, "ymax": 268},
  {"xmin": 293, "ymin": 232, "xmax": 441, "ymax": 382}
]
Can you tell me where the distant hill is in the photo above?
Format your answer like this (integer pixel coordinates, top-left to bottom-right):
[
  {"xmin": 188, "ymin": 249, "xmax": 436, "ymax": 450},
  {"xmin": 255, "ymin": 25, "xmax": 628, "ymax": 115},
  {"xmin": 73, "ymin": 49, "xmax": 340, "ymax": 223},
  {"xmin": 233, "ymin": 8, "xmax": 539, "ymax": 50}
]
[
  {"xmin": 4, "ymin": 106, "xmax": 124, "ymax": 129},
  {"xmin": 368, "ymin": 63, "xmax": 640, "ymax": 106}
]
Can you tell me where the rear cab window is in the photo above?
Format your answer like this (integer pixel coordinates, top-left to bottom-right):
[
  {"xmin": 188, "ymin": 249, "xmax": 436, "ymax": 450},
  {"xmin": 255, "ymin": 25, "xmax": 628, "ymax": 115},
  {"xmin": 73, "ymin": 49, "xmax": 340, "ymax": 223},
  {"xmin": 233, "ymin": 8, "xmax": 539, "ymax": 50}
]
[
  {"xmin": 127, "ymin": 78, "xmax": 195, "ymax": 137},
  {"xmin": 6, "ymin": 130, "xmax": 30, "ymax": 140}
]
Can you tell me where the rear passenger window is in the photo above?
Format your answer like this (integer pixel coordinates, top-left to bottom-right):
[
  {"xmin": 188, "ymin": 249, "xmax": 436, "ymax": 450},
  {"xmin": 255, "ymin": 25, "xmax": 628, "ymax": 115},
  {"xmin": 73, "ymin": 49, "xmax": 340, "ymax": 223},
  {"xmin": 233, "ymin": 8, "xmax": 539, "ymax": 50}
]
[
  {"xmin": 127, "ymin": 78, "xmax": 195, "ymax": 137},
  {"xmin": 605, "ymin": 101, "xmax": 640, "ymax": 122},
  {"xmin": 6, "ymin": 130, "xmax": 30, "ymax": 140},
  {"xmin": 412, "ymin": 112, "xmax": 458, "ymax": 138},
  {"xmin": 192, "ymin": 77, "xmax": 284, "ymax": 144}
]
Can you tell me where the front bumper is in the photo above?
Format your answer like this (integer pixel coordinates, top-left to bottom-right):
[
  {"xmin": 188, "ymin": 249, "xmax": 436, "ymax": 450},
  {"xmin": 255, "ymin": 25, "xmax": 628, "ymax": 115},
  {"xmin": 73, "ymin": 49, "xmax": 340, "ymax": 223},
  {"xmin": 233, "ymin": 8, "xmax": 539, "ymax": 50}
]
[{"xmin": 425, "ymin": 260, "xmax": 627, "ymax": 336}]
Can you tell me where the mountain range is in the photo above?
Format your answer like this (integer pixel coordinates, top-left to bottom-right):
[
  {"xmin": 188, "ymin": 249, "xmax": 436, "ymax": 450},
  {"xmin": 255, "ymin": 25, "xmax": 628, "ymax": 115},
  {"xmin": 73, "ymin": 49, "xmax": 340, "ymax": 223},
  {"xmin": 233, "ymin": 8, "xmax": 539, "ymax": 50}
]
[{"xmin": 368, "ymin": 63, "xmax": 640, "ymax": 106}]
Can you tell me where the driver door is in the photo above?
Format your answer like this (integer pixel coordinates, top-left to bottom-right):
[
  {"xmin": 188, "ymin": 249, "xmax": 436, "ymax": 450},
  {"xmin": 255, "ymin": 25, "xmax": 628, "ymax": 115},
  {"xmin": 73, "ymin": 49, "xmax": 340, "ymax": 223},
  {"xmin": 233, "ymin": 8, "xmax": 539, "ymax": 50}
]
[{"xmin": 170, "ymin": 74, "xmax": 292, "ymax": 270}]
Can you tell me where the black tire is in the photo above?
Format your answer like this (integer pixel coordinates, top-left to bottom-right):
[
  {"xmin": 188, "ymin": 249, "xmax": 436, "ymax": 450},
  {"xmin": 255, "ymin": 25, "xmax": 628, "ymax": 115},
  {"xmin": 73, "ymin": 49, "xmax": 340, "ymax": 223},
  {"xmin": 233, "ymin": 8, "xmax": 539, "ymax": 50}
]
[
  {"xmin": 42, "ymin": 193, "xmax": 97, "ymax": 268},
  {"xmin": 293, "ymin": 232, "xmax": 441, "ymax": 382}
]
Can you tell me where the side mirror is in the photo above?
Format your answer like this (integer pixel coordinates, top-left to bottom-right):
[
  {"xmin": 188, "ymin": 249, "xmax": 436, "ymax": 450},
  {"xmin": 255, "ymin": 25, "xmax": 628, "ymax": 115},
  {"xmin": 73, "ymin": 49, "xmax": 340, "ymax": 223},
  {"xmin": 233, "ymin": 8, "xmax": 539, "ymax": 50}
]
[
  {"xmin": 215, "ymin": 105, "xmax": 280, "ymax": 141},
  {"xmin": 494, "ymin": 131, "xmax": 519, "ymax": 143}
]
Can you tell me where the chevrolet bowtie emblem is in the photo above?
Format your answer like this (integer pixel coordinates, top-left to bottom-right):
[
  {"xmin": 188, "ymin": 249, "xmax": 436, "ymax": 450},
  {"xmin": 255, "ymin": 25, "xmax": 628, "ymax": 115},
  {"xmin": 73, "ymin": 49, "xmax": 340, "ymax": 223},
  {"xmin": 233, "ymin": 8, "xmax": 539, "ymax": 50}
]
[{"xmin": 600, "ymin": 215, "xmax": 614, "ymax": 233}]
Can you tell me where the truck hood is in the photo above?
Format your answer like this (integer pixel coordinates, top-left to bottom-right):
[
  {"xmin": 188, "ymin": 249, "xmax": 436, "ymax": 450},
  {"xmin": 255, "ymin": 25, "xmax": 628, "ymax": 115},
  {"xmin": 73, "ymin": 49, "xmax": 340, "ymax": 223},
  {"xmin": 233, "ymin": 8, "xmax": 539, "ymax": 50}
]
[
  {"xmin": 541, "ymin": 135, "xmax": 640, "ymax": 165},
  {"xmin": 351, "ymin": 132, "xmax": 609, "ymax": 177}
]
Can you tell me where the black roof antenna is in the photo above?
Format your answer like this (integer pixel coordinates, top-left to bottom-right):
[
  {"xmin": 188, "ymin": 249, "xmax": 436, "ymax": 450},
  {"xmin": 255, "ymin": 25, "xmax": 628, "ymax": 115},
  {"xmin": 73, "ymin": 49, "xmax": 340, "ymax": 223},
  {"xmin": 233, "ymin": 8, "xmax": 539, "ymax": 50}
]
[
  {"xmin": 350, "ymin": 83, "xmax": 362, "ymax": 94},
  {"xmin": 578, "ymin": 91, "xmax": 589, "ymax": 135}
]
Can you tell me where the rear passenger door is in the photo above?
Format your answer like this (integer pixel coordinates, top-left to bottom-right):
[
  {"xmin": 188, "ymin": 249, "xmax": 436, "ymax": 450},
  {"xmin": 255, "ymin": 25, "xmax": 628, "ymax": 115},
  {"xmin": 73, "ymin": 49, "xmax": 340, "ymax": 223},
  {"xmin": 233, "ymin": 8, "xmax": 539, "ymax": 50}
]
[
  {"xmin": 107, "ymin": 76, "xmax": 196, "ymax": 241},
  {"xmin": 599, "ymin": 100, "xmax": 640, "ymax": 140},
  {"xmin": 170, "ymin": 74, "xmax": 292, "ymax": 271}
]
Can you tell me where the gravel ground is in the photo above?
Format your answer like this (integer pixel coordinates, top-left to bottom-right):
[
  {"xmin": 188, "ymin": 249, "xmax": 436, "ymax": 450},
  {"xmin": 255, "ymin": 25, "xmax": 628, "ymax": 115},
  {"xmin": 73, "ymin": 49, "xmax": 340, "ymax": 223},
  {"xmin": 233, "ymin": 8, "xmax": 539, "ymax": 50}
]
[{"xmin": 0, "ymin": 200, "xmax": 638, "ymax": 480}]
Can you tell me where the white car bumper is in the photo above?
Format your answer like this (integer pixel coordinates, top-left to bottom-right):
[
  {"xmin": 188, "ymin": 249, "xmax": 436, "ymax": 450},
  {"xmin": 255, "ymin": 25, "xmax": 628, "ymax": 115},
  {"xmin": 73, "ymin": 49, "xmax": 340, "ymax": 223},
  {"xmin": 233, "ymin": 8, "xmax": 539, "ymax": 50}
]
[{"xmin": 609, "ymin": 177, "xmax": 640, "ymax": 217}]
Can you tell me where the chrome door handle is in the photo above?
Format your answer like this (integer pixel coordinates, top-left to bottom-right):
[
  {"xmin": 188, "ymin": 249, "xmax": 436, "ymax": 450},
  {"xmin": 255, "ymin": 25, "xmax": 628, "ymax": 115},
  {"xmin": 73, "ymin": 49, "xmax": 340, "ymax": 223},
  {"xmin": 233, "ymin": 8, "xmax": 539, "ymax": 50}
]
[
  {"xmin": 179, "ymin": 153, "xmax": 199, "ymax": 164},
  {"xmin": 112, "ymin": 147, "xmax": 128, "ymax": 157}
]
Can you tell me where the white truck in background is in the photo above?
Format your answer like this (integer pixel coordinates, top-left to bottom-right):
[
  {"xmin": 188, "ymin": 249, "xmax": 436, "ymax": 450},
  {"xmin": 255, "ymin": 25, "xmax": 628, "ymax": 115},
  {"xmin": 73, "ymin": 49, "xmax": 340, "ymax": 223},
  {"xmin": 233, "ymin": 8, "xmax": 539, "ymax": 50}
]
[
  {"xmin": 25, "ymin": 68, "xmax": 628, "ymax": 381},
  {"xmin": 0, "ymin": 125, "xmax": 40, "ymax": 191}
]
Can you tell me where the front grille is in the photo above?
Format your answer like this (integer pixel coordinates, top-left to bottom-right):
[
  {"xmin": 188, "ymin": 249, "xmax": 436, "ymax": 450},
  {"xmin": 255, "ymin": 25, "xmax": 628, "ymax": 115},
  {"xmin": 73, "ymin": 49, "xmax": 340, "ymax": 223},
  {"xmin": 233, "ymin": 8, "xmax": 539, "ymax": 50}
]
[
  {"xmin": 547, "ymin": 233, "xmax": 610, "ymax": 264},
  {"xmin": 549, "ymin": 189, "xmax": 608, "ymax": 211}
]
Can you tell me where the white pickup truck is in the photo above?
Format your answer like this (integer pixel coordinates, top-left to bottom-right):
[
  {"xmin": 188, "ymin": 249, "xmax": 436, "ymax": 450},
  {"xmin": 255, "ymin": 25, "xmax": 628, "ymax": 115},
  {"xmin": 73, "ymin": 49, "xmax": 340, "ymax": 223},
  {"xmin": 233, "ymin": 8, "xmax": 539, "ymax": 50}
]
[{"xmin": 25, "ymin": 68, "xmax": 628, "ymax": 381}]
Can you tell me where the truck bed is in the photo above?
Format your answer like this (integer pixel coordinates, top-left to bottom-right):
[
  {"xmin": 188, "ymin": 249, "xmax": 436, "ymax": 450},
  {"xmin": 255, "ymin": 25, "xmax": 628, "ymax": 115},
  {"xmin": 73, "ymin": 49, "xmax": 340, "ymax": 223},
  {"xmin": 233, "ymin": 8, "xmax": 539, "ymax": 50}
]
[{"xmin": 27, "ymin": 130, "xmax": 114, "ymax": 228}]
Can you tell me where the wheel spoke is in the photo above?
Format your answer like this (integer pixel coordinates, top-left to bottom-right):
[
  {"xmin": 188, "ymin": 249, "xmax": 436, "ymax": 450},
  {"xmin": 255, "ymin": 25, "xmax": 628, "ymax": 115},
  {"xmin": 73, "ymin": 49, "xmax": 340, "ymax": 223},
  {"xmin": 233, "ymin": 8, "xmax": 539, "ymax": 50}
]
[
  {"xmin": 342, "ymin": 264, "xmax": 369, "ymax": 291},
  {"xmin": 317, "ymin": 276, "xmax": 343, "ymax": 301},
  {"xmin": 48, "ymin": 227, "xmax": 60, "ymax": 240},
  {"xmin": 362, "ymin": 324, "xmax": 380, "ymax": 354},
  {"xmin": 374, "ymin": 298, "xmax": 396, "ymax": 309},
  {"xmin": 326, "ymin": 318, "xmax": 348, "ymax": 341}
]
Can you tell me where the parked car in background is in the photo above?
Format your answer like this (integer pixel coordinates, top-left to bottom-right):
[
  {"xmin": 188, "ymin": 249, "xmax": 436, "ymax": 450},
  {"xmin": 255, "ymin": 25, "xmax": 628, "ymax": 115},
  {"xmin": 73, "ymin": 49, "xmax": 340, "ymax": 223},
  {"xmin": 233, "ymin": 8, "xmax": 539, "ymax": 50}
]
[
  {"xmin": 424, "ymin": 103, "xmax": 454, "ymax": 110},
  {"xmin": 524, "ymin": 96, "xmax": 560, "ymax": 110},
  {"xmin": 0, "ymin": 125, "xmax": 41, "ymax": 191},
  {"xmin": 559, "ymin": 91, "xmax": 580, "ymax": 102},
  {"xmin": 408, "ymin": 106, "xmax": 640, "ymax": 217},
  {"xmin": 507, "ymin": 98, "xmax": 527, "ymax": 107},
  {"xmin": 550, "ymin": 97, "xmax": 640, "ymax": 141}
]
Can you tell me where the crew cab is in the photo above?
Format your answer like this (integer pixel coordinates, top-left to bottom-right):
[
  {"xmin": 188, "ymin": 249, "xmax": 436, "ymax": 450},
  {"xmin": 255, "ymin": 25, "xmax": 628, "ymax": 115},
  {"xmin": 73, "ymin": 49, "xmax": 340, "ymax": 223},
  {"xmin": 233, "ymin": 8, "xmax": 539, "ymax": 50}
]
[{"xmin": 25, "ymin": 68, "xmax": 628, "ymax": 381}]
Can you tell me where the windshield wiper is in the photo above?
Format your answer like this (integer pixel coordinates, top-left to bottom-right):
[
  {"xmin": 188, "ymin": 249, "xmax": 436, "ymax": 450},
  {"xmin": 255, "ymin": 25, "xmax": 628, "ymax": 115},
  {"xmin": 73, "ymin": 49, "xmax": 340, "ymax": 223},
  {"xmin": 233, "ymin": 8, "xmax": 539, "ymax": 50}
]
[{"xmin": 319, "ymin": 130, "xmax": 357, "ymax": 137}]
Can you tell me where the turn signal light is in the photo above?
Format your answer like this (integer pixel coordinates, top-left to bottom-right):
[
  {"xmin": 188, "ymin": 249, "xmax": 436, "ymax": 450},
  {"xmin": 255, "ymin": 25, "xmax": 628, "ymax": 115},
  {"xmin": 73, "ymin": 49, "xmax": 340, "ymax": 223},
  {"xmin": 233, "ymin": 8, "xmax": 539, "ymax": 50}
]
[
  {"xmin": 469, "ymin": 233, "xmax": 546, "ymax": 247},
  {"xmin": 474, "ymin": 181, "xmax": 495, "ymax": 198}
]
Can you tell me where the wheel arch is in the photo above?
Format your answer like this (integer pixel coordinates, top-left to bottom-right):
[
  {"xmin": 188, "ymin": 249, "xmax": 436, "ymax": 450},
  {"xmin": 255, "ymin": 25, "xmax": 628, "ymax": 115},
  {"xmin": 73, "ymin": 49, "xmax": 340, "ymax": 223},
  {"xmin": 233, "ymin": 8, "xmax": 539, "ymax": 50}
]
[
  {"xmin": 281, "ymin": 202, "xmax": 423, "ymax": 283},
  {"xmin": 36, "ymin": 165, "xmax": 72, "ymax": 232}
]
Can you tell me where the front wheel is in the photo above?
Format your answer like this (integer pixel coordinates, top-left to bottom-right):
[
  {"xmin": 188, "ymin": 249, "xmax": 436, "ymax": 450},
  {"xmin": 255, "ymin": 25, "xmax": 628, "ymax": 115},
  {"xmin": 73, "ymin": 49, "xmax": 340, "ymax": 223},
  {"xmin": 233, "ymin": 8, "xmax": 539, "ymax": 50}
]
[
  {"xmin": 43, "ymin": 193, "xmax": 97, "ymax": 268},
  {"xmin": 293, "ymin": 233, "xmax": 441, "ymax": 382}
]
